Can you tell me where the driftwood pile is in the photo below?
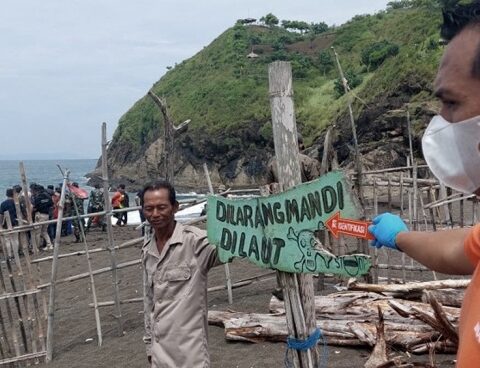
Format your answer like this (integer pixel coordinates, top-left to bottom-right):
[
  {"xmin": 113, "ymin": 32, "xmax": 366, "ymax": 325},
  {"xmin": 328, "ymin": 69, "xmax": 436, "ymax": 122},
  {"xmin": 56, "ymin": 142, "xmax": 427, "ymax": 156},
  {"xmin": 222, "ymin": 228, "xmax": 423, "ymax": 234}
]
[{"xmin": 208, "ymin": 278, "xmax": 469, "ymax": 357}]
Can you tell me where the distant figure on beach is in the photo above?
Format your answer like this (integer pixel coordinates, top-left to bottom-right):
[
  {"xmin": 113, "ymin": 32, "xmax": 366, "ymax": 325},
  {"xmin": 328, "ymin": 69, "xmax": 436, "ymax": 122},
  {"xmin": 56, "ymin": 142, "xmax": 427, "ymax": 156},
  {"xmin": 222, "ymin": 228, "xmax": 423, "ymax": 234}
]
[
  {"xmin": 266, "ymin": 132, "xmax": 321, "ymax": 301},
  {"xmin": 134, "ymin": 190, "xmax": 146, "ymax": 235},
  {"xmin": 31, "ymin": 184, "xmax": 54, "ymax": 250},
  {"xmin": 141, "ymin": 180, "xmax": 223, "ymax": 367},
  {"xmin": 120, "ymin": 190, "xmax": 129, "ymax": 226},
  {"xmin": 86, "ymin": 183, "xmax": 105, "ymax": 232},
  {"xmin": 111, "ymin": 184, "xmax": 126, "ymax": 226},
  {"xmin": 70, "ymin": 182, "xmax": 86, "ymax": 243},
  {"xmin": 0, "ymin": 189, "xmax": 19, "ymax": 259},
  {"xmin": 368, "ymin": 3, "xmax": 480, "ymax": 366}
]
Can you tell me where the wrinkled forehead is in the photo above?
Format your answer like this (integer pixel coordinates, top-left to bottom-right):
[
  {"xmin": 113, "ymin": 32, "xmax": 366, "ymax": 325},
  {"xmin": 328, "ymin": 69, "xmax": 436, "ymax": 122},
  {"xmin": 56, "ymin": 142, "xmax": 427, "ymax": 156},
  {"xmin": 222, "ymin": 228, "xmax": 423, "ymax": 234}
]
[{"xmin": 434, "ymin": 28, "xmax": 480, "ymax": 91}]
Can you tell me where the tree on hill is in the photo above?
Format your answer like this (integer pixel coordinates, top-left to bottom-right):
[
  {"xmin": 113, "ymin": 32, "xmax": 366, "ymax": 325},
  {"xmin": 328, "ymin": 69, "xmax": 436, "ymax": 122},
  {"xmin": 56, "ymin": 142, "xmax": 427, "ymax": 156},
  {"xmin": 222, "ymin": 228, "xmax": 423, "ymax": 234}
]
[
  {"xmin": 281, "ymin": 20, "xmax": 310, "ymax": 33},
  {"xmin": 361, "ymin": 40, "xmax": 399, "ymax": 71},
  {"xmin": 317, "ymin": 50, "xmax": 334, "ymax": 75},
  {"xmin": 260, "ymin": 13, "xmax": 279, "ymax": 27},
  {"xmin": 310, "ymin": 22, "xmax": 329, "ymax": 34}
]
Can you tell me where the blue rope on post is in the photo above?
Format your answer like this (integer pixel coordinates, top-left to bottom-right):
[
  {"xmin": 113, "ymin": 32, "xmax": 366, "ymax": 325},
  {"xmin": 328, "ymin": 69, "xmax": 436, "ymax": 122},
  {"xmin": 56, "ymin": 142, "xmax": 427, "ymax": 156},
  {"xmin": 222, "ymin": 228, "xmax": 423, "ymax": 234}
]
[{"xmin": 284, "ymin": 328, "xmax": 329, "ymax": 368}]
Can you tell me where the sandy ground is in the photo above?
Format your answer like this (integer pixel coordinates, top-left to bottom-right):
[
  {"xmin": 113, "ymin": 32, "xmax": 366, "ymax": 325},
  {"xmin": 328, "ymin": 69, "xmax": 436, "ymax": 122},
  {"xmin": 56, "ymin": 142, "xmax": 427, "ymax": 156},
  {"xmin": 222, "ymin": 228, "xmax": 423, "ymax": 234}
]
[{"xmin": 26, "ymin": 220, "xmax": 459, "ymax": 368}]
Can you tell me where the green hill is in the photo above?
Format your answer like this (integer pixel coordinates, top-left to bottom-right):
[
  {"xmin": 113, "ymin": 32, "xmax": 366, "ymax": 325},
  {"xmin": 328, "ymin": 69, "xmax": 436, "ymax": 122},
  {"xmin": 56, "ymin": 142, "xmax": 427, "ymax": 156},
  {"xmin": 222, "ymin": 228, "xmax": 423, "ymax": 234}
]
[{"xmin": 100, "ymin": 1, "xmax": 445, "ymax": 189}]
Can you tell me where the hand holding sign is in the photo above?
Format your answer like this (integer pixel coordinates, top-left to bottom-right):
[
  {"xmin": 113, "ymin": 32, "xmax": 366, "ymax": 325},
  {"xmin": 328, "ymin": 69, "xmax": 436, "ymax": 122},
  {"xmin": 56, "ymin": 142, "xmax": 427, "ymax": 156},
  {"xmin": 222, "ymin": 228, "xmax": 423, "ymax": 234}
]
[{"xmin": 368, "ymin": 212, "xmax": 409, "ymax": 250}]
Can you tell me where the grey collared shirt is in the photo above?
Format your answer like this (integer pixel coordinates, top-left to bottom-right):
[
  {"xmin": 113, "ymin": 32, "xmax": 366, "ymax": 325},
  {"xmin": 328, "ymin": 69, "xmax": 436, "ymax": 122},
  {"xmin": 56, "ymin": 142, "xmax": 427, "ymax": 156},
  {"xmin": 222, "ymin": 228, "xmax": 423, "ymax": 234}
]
[{"xmin": 142, "ymin": 222, "xmax": 221, "ymax": 368}]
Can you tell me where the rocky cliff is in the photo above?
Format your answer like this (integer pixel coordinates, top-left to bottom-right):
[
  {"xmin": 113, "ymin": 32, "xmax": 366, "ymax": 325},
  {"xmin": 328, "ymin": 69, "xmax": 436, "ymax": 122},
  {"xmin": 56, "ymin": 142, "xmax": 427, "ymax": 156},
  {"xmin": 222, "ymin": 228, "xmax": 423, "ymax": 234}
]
[{"xmin": 88, "ymin": 2, "xmax": 444, "ymax": 191}]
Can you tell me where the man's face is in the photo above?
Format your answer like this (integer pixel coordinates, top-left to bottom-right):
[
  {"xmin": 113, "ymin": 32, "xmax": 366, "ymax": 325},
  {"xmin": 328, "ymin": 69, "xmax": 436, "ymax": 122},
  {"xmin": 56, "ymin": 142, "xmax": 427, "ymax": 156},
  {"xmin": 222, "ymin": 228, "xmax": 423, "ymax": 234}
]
[
  {"xmin": 142, "ymin": 188, "xmax": 178, "ymax": 231},
  {"xmin": 434, "ymin": 28, "xmax": 480, "ymax": 122}
]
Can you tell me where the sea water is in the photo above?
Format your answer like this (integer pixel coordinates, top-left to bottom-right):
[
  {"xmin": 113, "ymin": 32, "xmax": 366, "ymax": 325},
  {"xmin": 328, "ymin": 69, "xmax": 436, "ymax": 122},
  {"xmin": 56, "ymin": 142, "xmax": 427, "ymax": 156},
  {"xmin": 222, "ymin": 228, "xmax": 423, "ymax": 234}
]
[
  {"xmin": 0, "ymin": 159, "xmax": 205, "ymax": 222},
  {"xmin": 0, "ymin": 159, "xmax": 97, "ymax": 202}
]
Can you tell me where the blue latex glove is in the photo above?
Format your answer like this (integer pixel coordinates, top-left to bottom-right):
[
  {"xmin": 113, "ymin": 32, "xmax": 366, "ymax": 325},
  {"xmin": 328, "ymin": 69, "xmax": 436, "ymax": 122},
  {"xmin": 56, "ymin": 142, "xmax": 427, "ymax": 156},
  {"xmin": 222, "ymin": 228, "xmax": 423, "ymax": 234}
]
[{"xmin": 368, "ymin": 213, "xmax": 408, "ymax": 250}]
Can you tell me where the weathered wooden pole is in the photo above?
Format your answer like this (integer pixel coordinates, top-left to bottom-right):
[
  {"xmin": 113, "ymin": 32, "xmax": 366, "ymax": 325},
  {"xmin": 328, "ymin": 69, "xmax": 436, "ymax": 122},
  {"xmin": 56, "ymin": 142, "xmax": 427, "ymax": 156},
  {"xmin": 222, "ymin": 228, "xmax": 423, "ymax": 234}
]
[
  {"xmin": 101, "ymin": 122, "xmax": 123, "ymax": 336},
  {"xmin": 269, "ymin": 61, "xmax": 318, "ymax": 368},
  {"xmin": 331, "ymin": 47, "xmax": 370, "ymax": 267},
  {"xmin": 46, "ymin": 169, "xmax": 69, "ymax": 362},
  {"xmin": 147, "ymin": 91, "xmax": 191, "ymax": 185},
  {"xmin": 68, "ymin": 178, "xmax": 103, "ymax": 347},
  {"xmin": 19, "ymin": 162, "xmax": 40, "ymax": 254},
  {"xmin": 202, "ymin": 163, "xmax": 233, "ymax": 305}
]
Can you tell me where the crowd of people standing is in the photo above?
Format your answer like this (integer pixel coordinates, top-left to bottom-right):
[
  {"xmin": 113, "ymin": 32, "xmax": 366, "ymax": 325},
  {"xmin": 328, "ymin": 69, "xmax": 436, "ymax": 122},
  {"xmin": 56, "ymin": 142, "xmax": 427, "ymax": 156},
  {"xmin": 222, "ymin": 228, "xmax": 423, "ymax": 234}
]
[{"xmin": 0, "ymin": 182, "xmax": 130, "ymax": 256}]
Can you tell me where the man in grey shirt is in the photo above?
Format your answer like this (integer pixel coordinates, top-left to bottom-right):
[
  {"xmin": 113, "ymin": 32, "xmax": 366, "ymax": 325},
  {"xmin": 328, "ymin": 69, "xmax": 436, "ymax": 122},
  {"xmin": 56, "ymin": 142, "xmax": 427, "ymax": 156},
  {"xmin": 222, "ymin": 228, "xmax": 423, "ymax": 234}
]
[{"xmin": 141, "ymin": 180, "xmax": 222, "ymax": 367}]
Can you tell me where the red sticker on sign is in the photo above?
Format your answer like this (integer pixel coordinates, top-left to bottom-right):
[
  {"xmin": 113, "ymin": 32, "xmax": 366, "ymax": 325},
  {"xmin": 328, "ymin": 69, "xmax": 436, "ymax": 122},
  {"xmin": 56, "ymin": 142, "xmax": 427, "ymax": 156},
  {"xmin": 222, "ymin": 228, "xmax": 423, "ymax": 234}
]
[{"xmin": 326, "ymin": 212, "xmax": 374, "ymax": 240}]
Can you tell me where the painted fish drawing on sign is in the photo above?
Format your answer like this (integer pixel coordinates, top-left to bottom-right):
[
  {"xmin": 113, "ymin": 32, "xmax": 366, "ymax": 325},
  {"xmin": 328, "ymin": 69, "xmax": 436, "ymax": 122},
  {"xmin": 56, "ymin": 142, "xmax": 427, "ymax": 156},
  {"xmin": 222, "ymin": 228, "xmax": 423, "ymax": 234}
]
[{"xmin": 207, "ymin": 171, "xmax": 371, "ymax": 277}]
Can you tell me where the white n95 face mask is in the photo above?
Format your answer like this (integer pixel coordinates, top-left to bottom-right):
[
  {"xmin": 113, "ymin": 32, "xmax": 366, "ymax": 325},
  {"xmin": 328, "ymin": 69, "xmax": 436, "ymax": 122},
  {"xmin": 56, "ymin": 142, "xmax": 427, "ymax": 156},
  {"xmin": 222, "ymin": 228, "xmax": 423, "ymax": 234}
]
[{"xmin": 422, "ymin": 114, "xmax": 480, "ymax": 194}]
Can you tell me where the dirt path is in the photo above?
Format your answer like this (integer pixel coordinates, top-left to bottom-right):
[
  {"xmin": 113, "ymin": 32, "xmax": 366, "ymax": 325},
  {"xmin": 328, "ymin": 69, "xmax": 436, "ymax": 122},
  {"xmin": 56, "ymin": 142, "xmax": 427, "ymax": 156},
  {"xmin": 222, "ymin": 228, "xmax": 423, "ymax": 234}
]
[{"xmin": 33, "ymin": 224, "xmax": 456, "ymax": 368}]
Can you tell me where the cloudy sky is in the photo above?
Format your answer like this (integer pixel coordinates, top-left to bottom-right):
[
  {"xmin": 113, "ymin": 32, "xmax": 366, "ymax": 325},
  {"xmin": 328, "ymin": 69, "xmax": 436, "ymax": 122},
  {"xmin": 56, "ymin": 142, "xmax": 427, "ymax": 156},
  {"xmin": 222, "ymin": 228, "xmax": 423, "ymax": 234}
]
[{"xmin": 0, "ymin": 0, "xmax": 390, "ymax": 160}]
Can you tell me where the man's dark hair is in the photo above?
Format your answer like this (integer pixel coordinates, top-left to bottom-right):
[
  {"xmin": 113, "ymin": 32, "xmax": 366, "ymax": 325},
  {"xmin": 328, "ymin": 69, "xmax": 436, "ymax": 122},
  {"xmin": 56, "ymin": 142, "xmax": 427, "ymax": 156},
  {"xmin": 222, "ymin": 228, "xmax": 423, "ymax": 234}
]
[
  {"xmin": 441, "ymin": 1, "xmax": 480, "ymax": 77},
  {"xmin": 141, "ymin": 181, "xmax": 176, "ymax": 206},
  {"xmin": 118, "ymin": 184, "xmax": 126, "ymax": 190},
  {"xmin": 47, "ymin": 185, "xmax": 54, "ymax": 190},
  {"xmin": 13, "ymin": 185, "xmax": 22, "ymax": 193},
  {"xmin": 6, "ymin": 189, "xmax": 13, "ymax": 198}
]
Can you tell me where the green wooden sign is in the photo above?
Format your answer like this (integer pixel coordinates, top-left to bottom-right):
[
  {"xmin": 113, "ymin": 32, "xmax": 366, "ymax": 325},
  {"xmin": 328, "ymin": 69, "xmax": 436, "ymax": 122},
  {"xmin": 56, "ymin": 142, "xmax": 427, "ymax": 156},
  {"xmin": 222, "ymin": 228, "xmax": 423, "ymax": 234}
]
[{"xmin": 207, "ymin": 171, "xmax": 371, "ymax": 276}]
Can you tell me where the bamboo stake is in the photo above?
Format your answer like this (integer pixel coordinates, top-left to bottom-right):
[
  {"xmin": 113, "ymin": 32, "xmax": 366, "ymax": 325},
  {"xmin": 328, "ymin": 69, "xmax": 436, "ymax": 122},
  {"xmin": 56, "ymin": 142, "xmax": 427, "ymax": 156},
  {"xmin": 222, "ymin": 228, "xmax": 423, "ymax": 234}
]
[
  {"xmin": 372, "ymin": 179, "xmax": 379, "ymax": 284},
  {"xmin": 0, "ymin": 238, "xmax": 15, "ymax": 360},
  {"xmin": 37, "ymin": 259, "xmax": 141, "ymax": 289},
  {"xmin": 101, "ymin": 122, "xmax": 123, "ymax": 337},
  {"xmin": 473, "ymin": 197, "xmax": 478, "ymax": 225},
  {"xmin": 68, "ymin": 180, "xmax": 103, "ymax": 347},
  {"xmin": 439, "ymin": 184, "xmax": 452, "ymax": 228},
  {"xmin": 202, "ymin": 163, "xmax": 233, "ymax": 305},
  {"xmin": 31, "ymin": 237, "xmax": 143, "ymax": 264},
  {"xmin": 0, "ymin": 219, "xmax": 29, "ymax": 355},
  {"xmin": 46, "ymin": 169, "xmax": 69, "ymax": 362},
  {"xmin": 0, "ymin": 251, "xmax": 20, "ymax": 359},
  {"xmin": 399, "ymin": 173, "xmax": 404, "ymax": 217},
  {"xmin": 4, "ymin": 212, "xmax": 37, "ymax": 361},
  {"xmin": 13, "ymin": 180, "xmax": 49, "ymax": 332},
  {"xmin": 19, "ymin": 162, "xmax": 39, "ymax": 255},
  {"xmin": 90, "ymin": 272, "xmax": 278, "ymax": 308},
  {"xmin": 427, "ymin": 187, "xmax": 437, "ymax": 232},
  {"xmin": 459, "ymin": 194, "xmax": 464, "ymax": 228}
]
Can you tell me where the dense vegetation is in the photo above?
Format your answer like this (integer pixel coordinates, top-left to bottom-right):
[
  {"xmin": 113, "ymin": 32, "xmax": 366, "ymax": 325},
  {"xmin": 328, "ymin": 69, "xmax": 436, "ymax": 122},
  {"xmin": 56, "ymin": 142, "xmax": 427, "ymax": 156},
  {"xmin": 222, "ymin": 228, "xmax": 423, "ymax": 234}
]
[{"xmin": 110, "ymin": 0, "xmax": 447, "ymax": 164}]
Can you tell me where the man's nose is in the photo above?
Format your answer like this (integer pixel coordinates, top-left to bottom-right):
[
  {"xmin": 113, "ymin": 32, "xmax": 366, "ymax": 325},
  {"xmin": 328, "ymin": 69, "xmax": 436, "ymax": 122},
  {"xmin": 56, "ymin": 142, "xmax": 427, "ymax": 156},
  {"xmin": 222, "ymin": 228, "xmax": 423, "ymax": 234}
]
[{"xmin": 152, "ymin": 208, "xmax": 161, "ymax": 216}]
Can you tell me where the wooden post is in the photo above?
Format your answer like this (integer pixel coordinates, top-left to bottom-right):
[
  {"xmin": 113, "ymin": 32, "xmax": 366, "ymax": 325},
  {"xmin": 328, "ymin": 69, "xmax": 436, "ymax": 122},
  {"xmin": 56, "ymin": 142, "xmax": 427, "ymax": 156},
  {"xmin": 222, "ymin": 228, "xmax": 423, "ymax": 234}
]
[
  {"xmin": 69, "ymin": 182, "xmax": 103, "ymax": 346},
  {"xmin": 406, "ymin": 110, "xmax": 414, "ymax": 169},
  {"xmin": 269, "ymin": 61, "xmax": 318, "ymax": 368},
  {"xmin": 101, "ymin": 122, "xmax": 123, "ymax": 336},
  {"xmin": 147, "ymin": 91, "xmax": 191, "ymax": 184},
  {"xmin": 202, "ymin": 163, "xmax": 233, "ymax": 305},
  {"xmin": 19, "ymin": 162, "xmax": 40, "ymax": 254},
  {"xmin": 46, "ymin": 169, "xmax": 69, "ymax": 362}
]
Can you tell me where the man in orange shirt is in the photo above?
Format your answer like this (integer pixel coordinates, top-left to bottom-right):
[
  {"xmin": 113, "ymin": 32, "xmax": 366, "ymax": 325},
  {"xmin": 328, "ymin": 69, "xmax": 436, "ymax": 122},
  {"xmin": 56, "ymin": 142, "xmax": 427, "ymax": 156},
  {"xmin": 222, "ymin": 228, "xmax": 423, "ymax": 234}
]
[
  {"xmin": 368, "ymin": 3, "xmax": 480, "ymax": 367},
  {"xmin": 111, "ymin": 184, "xmax": 126, "ymax": 226}
]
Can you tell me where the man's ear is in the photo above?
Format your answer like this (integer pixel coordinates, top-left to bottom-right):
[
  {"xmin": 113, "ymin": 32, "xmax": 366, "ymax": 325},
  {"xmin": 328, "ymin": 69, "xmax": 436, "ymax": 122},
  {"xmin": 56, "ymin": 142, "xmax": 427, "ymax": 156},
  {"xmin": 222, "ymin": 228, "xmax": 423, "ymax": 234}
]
[{"xmin": 173, "ymin": 201, "xmax": 180, "ymax": 212}]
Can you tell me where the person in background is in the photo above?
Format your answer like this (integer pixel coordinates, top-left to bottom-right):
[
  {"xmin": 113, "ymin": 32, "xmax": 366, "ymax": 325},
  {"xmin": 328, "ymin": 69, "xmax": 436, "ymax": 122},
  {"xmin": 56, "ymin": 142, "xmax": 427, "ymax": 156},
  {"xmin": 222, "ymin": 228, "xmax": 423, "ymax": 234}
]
[
  {"xmin": 134, "ymin": 189, "xmax": 146, "ymax": 235},
  {"xmin": 46, "ymin": 185, "xmax": 56, "ymax": 242},
  {"xmin": 32, "ymin": 185, "xmax": 54, "ymax": 250},
  {"xmin": 120, "ymin": 190, "xmax": 129, "ymax": 226},
  {"xmin": 86, "ymin": 183, "xmax": 105, "ymax": 232},
  {"xmin": 71, "ymin": 182, "xmax": 86, "ymax": 243},
  {"xmin": 0, "ymin": 189, "xmax": 19, "ymax": 259},
  {"xmin": 62, "ymin": 184, "xmax": 73, "ymax": 237},
  {"xmin": 141, "ymin": 180, "xmax": 223, "ymax": 367},
  {"xmin": 368, "ymin": 3, "xmax": 480, "ymax": 367},
  {"xmin": 111, "ymin": 184, "xmax": 126, "ymax": 226}
]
